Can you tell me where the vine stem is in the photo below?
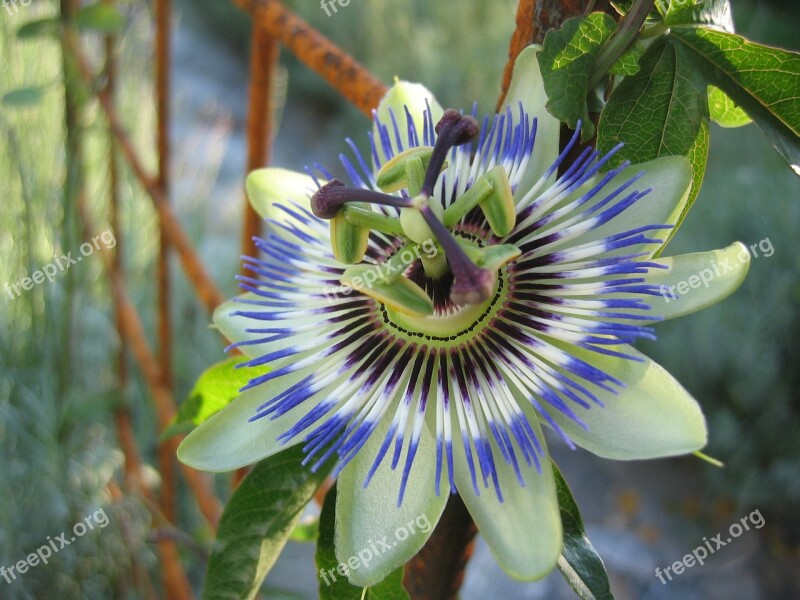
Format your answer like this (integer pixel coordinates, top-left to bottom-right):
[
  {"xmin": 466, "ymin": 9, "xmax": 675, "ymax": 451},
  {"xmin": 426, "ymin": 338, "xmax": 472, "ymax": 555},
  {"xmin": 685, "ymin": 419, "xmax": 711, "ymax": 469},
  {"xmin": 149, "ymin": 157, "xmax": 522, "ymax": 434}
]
[
  {"xmin": 589, "ymin": 0, "xmax": 656, "ymax": 88},
  {"xmin": 403, "ymin": 495, "xmax": 478, "ymax": 600}
]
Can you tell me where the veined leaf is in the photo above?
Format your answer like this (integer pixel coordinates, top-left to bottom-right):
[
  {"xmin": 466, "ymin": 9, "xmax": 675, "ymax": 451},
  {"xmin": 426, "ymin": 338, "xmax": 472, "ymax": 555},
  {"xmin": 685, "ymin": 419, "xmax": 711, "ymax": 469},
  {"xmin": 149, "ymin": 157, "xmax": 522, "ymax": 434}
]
[
  {"xmin": 202, "ymin": 447, "xmax": 330, "ymax": 600},
  {"xmin": 162, "ymin": 356, "xmax": 256, "ymax": 439},
  {"xmin": 554, "ymin": 463, "xmax": 614, "ymax": 600},
  {"xmin": 597, "ymin": 38, "xmax": 709, "ymax": 230},
  {"xmin": 707, "ymin": 85, "xmax": 751, "ymax": 128},
  {"xmin": 539, "ymin": 13, "xmax": 618, "ymax": 140},
  {"xmin": 610, "ymin": 41, "xmax": 645, "ymax": 77},
  {"xmin": 663, "ymin": 0, "xmax": 734, "ymax": 33},
  {"xmin": 671, "ymin": 26, "xmax": 800, "ymax": 175}
]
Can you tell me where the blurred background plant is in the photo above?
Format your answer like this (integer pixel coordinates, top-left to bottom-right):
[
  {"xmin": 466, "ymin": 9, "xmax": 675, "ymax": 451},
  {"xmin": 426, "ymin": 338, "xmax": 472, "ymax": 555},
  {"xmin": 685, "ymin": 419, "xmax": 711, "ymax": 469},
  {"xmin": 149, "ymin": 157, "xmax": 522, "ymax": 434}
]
[{"xmin": 0, "ymin": 0, "xmax": 798, "ymax": 598}]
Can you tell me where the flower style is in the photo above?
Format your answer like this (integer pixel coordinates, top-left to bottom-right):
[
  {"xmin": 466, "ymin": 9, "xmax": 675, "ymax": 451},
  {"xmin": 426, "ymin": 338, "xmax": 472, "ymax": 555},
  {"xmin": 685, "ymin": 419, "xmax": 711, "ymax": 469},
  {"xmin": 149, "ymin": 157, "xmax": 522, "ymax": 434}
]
[{"xmin": 179, "ymin": 47, "xmax": 749, "ymax": 584}]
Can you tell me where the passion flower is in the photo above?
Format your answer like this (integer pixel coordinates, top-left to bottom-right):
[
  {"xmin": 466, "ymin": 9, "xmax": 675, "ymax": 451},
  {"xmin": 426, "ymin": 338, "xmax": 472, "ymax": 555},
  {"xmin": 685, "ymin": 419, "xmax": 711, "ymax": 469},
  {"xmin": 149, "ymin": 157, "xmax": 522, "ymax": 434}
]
[{"xmin": 179, "ymin": 47, "xmax": 749, "ymax": 584}]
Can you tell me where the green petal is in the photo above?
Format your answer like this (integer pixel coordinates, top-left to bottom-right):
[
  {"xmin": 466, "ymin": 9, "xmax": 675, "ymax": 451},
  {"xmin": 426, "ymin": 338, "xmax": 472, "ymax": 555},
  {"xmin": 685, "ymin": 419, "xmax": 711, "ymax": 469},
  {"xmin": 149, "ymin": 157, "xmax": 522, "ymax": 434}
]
[
  {"xmin": 335, "ymin": 414, "xmax": 446, "ymax": 587},
  {"xmin": 374, "ymin": 81, "xmax": 443, "ymax": 167},
  {"xmin": 504, "ymin": 45, "xmax": 561, "ymax": 198},
  {"xmin": 639, "ymin": 242, "xmax": 751, "ymax": 321},
  {"xmin": 177, "ymin": 380, "xmax": 308, "ymax": 471},
  {"xmin": 543, "ymin": 156, "xmax": 693, "ymax": 257},
  {"xmin": 538, "ymin": 341, "xmax": 707, "ymax": 460},
  {"xmin": 214, "ymin": 294, "xmax": 318, "ymax": 357},
  {"xmin": 453, "ymin": 418, "xmax": 562, "ymax": 581},
  {"xmin": 246, "ymin": 167, "xmax": 316, "ymax": 230}
]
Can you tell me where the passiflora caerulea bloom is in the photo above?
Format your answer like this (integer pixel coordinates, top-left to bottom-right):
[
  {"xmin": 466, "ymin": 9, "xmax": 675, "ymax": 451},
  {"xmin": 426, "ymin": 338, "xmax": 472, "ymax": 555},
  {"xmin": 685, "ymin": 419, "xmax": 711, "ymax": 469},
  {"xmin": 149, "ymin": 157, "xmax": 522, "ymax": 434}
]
[{"xmin": 179, "ymin": 47, "xmax": 749, "ymax": 584}]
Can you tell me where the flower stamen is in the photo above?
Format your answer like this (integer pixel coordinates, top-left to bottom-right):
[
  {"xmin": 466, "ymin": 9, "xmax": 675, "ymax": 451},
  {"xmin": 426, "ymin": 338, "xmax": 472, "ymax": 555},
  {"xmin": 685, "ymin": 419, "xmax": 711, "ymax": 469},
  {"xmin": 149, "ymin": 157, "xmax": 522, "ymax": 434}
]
[
  {"xmin": 421, "ymin": 109, "xmax": 479, "ymax": 196},
  {"xmin": 311, "ymin": 178, "xmax": 414, "ymax": 219}
]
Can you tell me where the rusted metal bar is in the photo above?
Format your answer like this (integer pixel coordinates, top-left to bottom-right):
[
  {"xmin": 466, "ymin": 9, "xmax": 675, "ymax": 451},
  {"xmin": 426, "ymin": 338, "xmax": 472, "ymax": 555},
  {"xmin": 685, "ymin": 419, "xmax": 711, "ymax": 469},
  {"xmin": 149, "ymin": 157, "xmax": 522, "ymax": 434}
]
[
  {"xmin": 65, "ymin": 36, "xmax": 225, "ymax": 314},
  {"xmin": 241, "ymin": 22, "xmax": 279, "ymax": 270},
  {"xmin": 103, "ymin": 5, "xmax": 161, "ymax": 595},
  {"xmin": 155, "ymin": 0, "xmax": 177, "ymax": 527},
  {"xmin": 232, "ymin": 0, "xmax": 387, "ymax": 117}
]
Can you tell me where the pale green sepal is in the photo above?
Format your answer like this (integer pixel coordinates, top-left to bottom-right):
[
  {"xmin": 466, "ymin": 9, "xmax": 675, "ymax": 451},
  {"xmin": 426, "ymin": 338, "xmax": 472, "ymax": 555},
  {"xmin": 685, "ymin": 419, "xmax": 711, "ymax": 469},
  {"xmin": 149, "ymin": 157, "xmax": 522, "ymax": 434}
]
[
  {"xmin": 539, "ymin": 156, "xmax": 693, "ymax": 258},
  {"xmin": 374, "ymin": 81, "xmax": 444, "ymax": 167},
  {"xmin": 537, "ymin": 341, "xmax": 707, "ymax": 460},
  {"xmin": 177, "ymin": 381, "xmax": 308, "ymax": 472},
  {"xmin": 214, "ymin": 294, "xmax": 319, "ymax": 358},
  {"xmin": 503, "ymin": 46, "xmax": 561, "ymax": 197},
  {"xmin": 335, "ymin": 416, "xmax": 446, "ymax": 587},
  {"xmin": 246, "ymin": 168, "xmax": 316, "ymax": 228},
  {"xmin": 639, "ymin": 242, "xmax": 751, "ymax": 321},
  {"xmin": 453, "ymin": 417, "xmax": 562, "ymax": 581}
]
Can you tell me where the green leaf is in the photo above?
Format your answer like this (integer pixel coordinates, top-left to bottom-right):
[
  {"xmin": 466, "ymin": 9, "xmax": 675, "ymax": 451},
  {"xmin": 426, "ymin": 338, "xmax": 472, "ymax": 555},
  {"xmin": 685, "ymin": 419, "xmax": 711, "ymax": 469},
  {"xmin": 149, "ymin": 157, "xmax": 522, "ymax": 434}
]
[
  {"xmin": 670, "ymin": 26, "xmax": 800, "ymax": 175},
  {"xmin": 539, "ymin": 13, "xmax": 618, "ymax": 140},
  {"xmin": 597, "ymin": 38, "xmax": 709, "ymax": 230},
  {"xmin": 2, "ymin": 86, "xmax": 46, "ymax": 107},
  {"xmin": 162, "ymin": 356, "xmax": 254, "ymax": 439},
  {"xmin": 17, "ymin": 18, "xmax": 61, "ymax": 39},
  {"xmin": 202, "ymin": 447, "xmax": 331, "ymax": 600},
  {"xmin": 316, "ymin": 485, "xmax": 410, "ymax": 600},
  {"xmin": 610, "ymin": 0, "xmax": 662, "ymax": 21},
  {"xmin": 75, "ymin": 3, "xmax": 125, "ymax": 33},
  {"xmin": 663, "ymin": 0, "xmax": 734, "ymax": 33},
  {"xmin": 707, "ymin": 85, "xmax": 751, "ymax": 128},
  {"xmin": 675, "ymin": 117, "xmax": 709, "ymax": 243},
  {"xmin": 553, "ymin": 463, "xmax": 614, "ymax": 600},
  {"xmin": 609, "ymin": 41, "xmax": 644, "ymax": 77}
]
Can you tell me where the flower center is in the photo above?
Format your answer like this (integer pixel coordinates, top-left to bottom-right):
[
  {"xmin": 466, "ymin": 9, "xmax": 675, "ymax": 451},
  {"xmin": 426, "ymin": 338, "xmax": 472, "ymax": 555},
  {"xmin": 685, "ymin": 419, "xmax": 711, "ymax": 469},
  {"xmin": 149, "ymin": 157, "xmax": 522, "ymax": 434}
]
[{"xmin": 311, "ymin": 109, "xmax": 521, "ymax": 318}]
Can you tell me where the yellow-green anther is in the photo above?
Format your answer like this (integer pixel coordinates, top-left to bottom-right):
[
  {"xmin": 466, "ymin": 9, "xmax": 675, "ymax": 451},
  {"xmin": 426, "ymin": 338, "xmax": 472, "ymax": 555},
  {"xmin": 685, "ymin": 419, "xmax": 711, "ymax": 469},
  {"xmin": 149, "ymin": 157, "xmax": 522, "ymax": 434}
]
[
  {"xmin": 343, "ymin": 205, "xmax": 405, "ymax": 236},
  {"xmin": 331, "ymin": 204, "xmax": 371, "ymax": 264},
  {"xmin": 375, "ymin": 146, "xmax": 435, "ymax": 193},
  {"xmin": 401, "ymin": 197, "xmax": 444, "ymax": 244},
  {"xmin": 481, "ymin": 166, "xmax": 516, "ymax": 237},
  {"xmin": 443, "ymin": 166, "xmax": 516, "ymax": 236},
  {"xmin": 341, "ymin": 265, "xmax": 434, "ymax": 316},
  {"xmin": 443, "ymin": 176, "xmax": 493, "ymax": 227},
  {"xmin": 404, "ymin": 155, "xmax": 427, "ymax": 197}
]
